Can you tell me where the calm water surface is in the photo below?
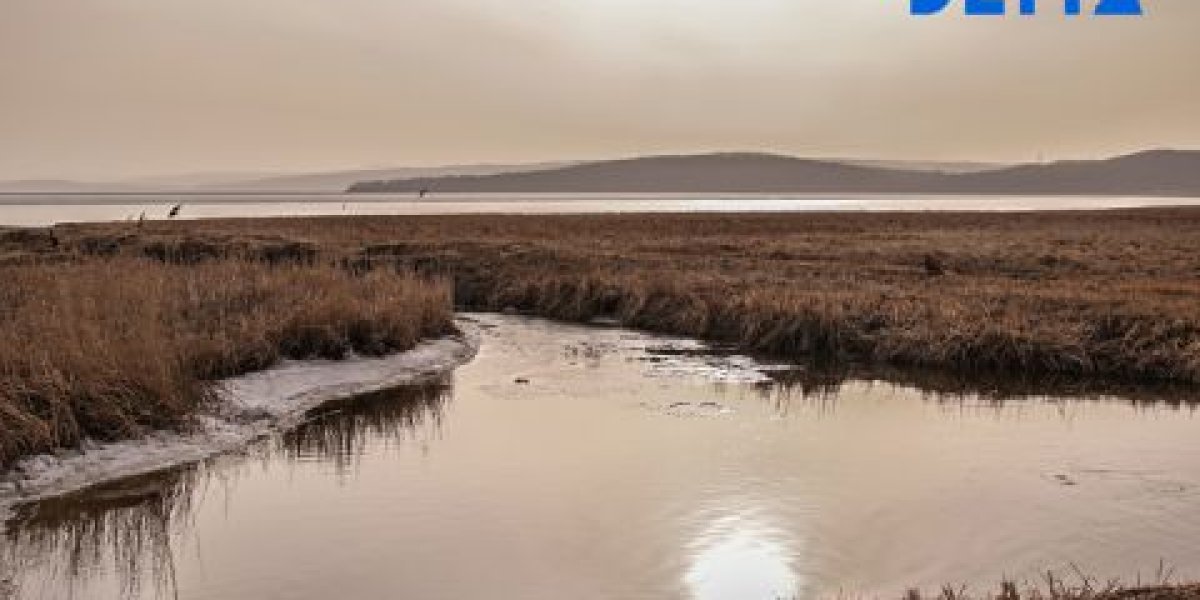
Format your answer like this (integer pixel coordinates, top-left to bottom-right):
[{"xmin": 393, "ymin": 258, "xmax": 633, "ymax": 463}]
[
  {"xmin": 3, "ymin": 193, "xmax": 1200, "ymax": 226},
  {"xmin": 3, "ymin": 315, "xmax": 1199, "ymax": 599}
]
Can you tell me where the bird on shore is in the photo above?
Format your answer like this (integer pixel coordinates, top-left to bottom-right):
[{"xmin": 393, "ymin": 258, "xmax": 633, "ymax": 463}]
[
  {"xmin": 922, "ymin": 253, "xmax": 946, "ymax": 276},
  {"xmin": 168, "ymin": 204, "xmax": 182, "ymax": 219},
  {"xmin": 418, "ymin": 188, "xmax": 430, "ymax": 199}
]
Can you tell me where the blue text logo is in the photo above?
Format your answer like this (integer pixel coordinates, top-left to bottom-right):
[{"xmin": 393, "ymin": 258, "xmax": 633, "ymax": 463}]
[{"xmin": 911, "ymin": 0, "xmax": 1143, "ymax": 16}]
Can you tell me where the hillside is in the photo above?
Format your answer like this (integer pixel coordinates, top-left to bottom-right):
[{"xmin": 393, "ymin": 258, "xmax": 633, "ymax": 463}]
[
  {"xmin": 197, "ymin": 161, "xmax": 578, "ymax": 192},
  {"xmin": 347, "ymin": 150, "xmax": 1200, "ymax": 196},
  {"xmin": 0, "ymin": 163, "xmax": 577, "ymax": 194}
]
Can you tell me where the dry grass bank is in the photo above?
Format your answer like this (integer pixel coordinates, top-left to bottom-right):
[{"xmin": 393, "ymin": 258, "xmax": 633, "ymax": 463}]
[
  {"xmin": 7, "ymin": 207, "xmax": 1200, "ymax": 393},
  {"xmin": 31, "ymin": 209, "xmax": 1199, "ymax": 388},
  {"xmin": 2, "ymin": 382, "xmax": 451, "ymax": 599},
  {"xmin": 0, "ymin": 259, "xmax": 454, "ymax": 467},
  {"xmin": 903, "ymin": 581, "xmax": 1200, "ymax": 600}
]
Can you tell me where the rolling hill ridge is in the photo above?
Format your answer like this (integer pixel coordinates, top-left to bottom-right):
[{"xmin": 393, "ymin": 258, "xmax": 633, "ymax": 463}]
[{"xmin": 347, "ymin": 150, "xmax": 1200, "ymax": 196}]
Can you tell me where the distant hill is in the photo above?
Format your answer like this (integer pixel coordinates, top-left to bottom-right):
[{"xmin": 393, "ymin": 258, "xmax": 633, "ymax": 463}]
[
  {"xmin": 194, "ymin": 161, "xmax": 579, "ymax": 192},
  {"xmin": 193, "ymin": 157, "xmax": 998, "ymax": 191},
  {"xmin": 948, "ymin": 150, "xmax": 1200, "ymax": 196},
  {"xmin": 6, "ymin": 151, "xmax": 1196, "ymax": 196},
  {"xmin": 348, "ymin": 153, "xmax": 946, "ymax": 194},
  {"xmin": 347, "ymin": 150, "xmax": 1200, "ymax": 196},
  {"xmin": 836, "ymin": 159, "xmax": 1007, "ymax": 174},
  {"xmin": 0, "ymin": 162, "xmax": 578, "ymax": 194}
]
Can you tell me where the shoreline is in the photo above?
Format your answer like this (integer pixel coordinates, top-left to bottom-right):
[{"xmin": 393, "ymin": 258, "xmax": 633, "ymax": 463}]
[
  {"xmin": 3, "ymin": 315, "xmax": 1198, "ymax": 600},
  {"xmin": 0, "ymin": 327, "xmax": 480, "ymax": 526}
]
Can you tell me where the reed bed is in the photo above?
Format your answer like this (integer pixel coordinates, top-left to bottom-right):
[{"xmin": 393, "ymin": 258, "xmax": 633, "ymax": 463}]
[
  {"xmin": 16, "ymin": 208, "xmax": 1200, "ymax": 390},
  {"xmin": 2, "ymin": 212, "xmax": 1199, "ymax": 597},
  {"xmin": 0, "ymin": 259, "xmax": 454, "ymax": 467},
  {"xmin": 901, "ymin": 578, "xmax": 1200, "ymax": 600},
  {"xmin": 101, "ymin": 209, "xmax": 1192, "ymax": 387}
]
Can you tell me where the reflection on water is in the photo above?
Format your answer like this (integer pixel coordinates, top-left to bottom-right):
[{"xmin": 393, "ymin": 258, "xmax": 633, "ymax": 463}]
[
  {"xmin": 3, "ymin": 315, "xmax": 1198, "ymax": 600},
  {"xmin": 4, "ymin": 470, "xmax": 195, "ymax": 599},
  {"xmin": 4, "ymin": 383, "xmax": 450, "ymax": 600},
  {"xmin": 281, "ymin": 382, "xmax": 450, "ymax": 475},
  {"xmin": 4, "ymin": 193, "xmax": 1200, "ymax": 226},
  {"xmin": 685, "ymin": 502, "xmax": 801, "ymax": 600}
]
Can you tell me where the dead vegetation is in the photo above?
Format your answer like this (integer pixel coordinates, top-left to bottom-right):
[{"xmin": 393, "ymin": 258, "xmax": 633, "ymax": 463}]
[
  {"xmin": 3, "ymin": 208, "xmax": 1198, "ymax": 464},
  {"xmin": 27, "ymin": 208, "xmax": 1199, "ymax": 388},
  {"xmin": 2, "ymin": 381, "xmax": 451, "ymax": 599},
  {"xmin": 0, "ymin": 258, "xmax": 454, "ymax": 467},
  {"xmin": 902, "ymin": 572, "xmax": 1200, "ymax": 600}
]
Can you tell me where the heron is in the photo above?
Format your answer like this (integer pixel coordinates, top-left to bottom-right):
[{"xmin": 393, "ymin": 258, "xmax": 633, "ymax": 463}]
[{"xmin": 168, "ymin": 204, "xmax": 182, "ymax": 219}]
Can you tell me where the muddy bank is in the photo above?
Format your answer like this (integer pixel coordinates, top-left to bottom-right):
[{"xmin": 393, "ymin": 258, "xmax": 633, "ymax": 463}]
[{"xmin": 0, "ymin": 329, "xmax": 478, "ymax": 525}]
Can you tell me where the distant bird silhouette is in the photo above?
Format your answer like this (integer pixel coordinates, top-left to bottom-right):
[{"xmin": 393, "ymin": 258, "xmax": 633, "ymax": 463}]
[
  {"xmin": 418, "ymin": 188, "xmax": 430, "ymax": 199},
  {"xmin": 168, "ymin": 204, "xmax": 182, "ymax": 219},
  {"xmin": 922, "ymin": 253, "xmax": 946, "ymax": 276}
]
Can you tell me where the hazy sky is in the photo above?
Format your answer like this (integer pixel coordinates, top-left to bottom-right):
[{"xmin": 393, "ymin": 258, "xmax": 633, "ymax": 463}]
[{"xmin": 1, "ymin": 0, "xmax": 1197, "ymax": 180}]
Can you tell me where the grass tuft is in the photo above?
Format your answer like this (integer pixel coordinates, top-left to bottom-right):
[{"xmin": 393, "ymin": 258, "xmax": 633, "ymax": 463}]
[{"xmin": 0, "ymin": 258, "xmax": 454, "ymax": 467}]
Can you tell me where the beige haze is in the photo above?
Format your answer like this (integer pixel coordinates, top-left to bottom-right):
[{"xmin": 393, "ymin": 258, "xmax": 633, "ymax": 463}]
[{"xmin": 0, "ymin": 0, "xmax": 1197, "ymax": 181}]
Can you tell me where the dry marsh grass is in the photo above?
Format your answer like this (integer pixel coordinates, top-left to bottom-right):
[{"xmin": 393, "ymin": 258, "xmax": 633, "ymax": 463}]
[
  {"xmin": 900, "ymin": 575, "xmax": 1200, "ymax": 600},
  {"xmin": 39, "ymin": 209, "xmax": 1197, "ymax": 388},
  {"xmin": 3, "ymin": 210, "xmax": 1198, "ymax": 599},
  {"xmin": 2, "ymin": 382, "xmax": 451, "ymax": 599},
  {"xmin": 0, "ymin": 259, "xmax": 454, "ymax": 467},
  {"xmin": 4, "ymin": 208, "xmax": 1198, "ymax": 440}
]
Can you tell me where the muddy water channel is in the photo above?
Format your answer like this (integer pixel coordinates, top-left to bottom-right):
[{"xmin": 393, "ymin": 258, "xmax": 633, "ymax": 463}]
[{"xmin": 4, "ymin": 315, "xmax": 1200, "ymax": 599}]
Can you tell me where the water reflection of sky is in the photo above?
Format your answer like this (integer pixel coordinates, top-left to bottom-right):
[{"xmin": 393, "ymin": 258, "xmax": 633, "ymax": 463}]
[
  {"xmin": 5, "ymin": 315, "xmax": 1200, "ymax": 600},
  {"xmin": 4, "ymin": 194, "xmax": 1200, "ymax": 226},
  {"xmin": 685, "ymin": 501, "xmax": 803, "ymax": 600}
]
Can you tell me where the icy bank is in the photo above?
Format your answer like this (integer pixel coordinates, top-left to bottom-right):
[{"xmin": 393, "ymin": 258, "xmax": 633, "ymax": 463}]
[{"xmin": 0, "ymin": 329, "xmax": 479, "ymax": 523}]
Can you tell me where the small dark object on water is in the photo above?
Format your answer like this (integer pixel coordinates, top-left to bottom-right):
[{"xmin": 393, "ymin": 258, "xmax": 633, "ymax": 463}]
[
  {"xmin": 515, "ymin": 377, "xmax": 530, "ymax": 385},
  {"xmin": 1054, "ymin": 474, "xmax": 1078, "ymax": 486},
  {"xmin": 922, "ymin": 253, "xmax": 946, "ymax": 276},
  {"xmin": 168, "ymin": 204, "xmax": 183, "ymax": 219},
  {"xmin": 418, "ymin": 188, "xmax": 430, "ymax": 198}
]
